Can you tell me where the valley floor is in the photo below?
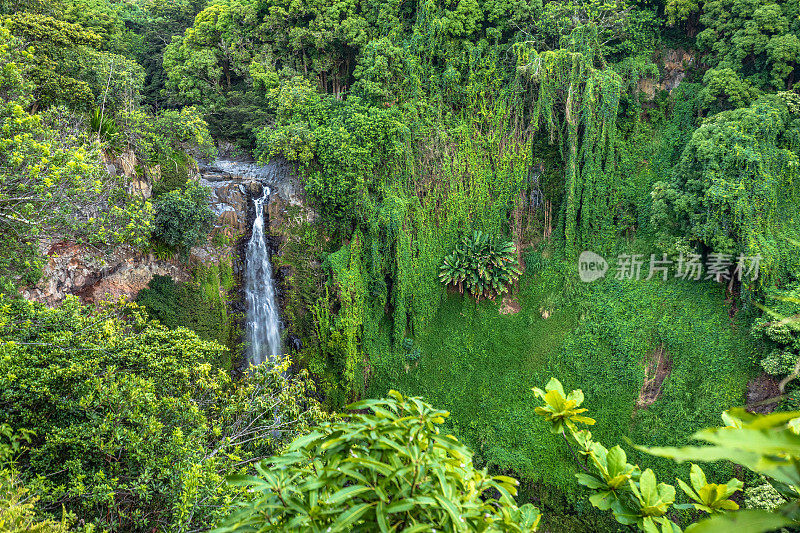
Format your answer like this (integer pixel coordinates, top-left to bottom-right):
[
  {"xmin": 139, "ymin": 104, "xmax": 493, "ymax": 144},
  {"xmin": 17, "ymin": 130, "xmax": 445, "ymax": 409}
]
[{"xmin": 369, "ymin": 260, "xmax": 756, "ymax": 530}]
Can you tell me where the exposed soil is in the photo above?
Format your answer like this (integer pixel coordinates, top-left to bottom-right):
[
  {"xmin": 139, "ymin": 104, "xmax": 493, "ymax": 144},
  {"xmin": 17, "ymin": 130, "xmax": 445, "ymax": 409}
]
[
  {"xmin": 499, "ymin": 295, "xmax": 522, "ymax": 315},
  {"xmin": 636, "ymin": 344, "xmax": 672, "ymax": 409},
  {"xmin": 746, "ymin": 373, "xmax": 781, "ymax": 414}
]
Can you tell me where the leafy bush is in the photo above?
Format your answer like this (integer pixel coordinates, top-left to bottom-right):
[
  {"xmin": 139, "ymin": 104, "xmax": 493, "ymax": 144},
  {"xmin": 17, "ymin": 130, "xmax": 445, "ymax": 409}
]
[
  {"xmin": 152, "ymin": 180, "xmax": 214, "ymax": 254},
  {"xmin": 119, "ymin": 106, "xmax": 216, "ymax": 163},
  {"xmin": 745, "ymin": 481, "xmax": 786, "ymax": 512},
  {"xmin": 0, "ymin": 476, "xmax": 71, "ymax": 533},
  {"xmin": 0, "ymin": 30, "xmax": 152, "ymax": 282},
  {"xmin": 533, "ymin": 378, "xmax": 753, "ymax": 532},
  {"xmin": 752, "ymin": 283, "xmax": 800, "ymax": 377},
  {"xmin": 650, "ymin": 98, "xmax": 799, "ymax": 289},
  {"xmin": 0, "ymin": 296, "xmax": 325, "ymax": 531},
  {"xmin": 440, "ymin": 231, "xmax": 521, "ymax": 299},
  {"xmin": 216, "ymin": 390, "xmax": 541, "ymax": 532},
  {"xmin": 760, "ymin": 349, "xmax": 797, "ymax": 376},
  {"xmin": 533, "ymin": 375, "xmax": 800, "ymax": 531}
]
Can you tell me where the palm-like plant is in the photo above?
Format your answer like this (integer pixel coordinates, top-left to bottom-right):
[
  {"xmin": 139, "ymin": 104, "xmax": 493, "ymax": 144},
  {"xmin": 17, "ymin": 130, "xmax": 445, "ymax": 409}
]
[
  {"xmin": 90, "ymin": 107, "xmax": 119, "ymax": 142},
  {"xmin": 439, "ymin": 231, "xmax": 521, "ymax": 299}
]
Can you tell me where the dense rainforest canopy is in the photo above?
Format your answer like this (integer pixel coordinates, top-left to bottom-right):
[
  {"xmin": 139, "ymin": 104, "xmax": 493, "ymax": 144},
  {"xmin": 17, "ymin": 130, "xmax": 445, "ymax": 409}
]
[{"xmin": 0, "ymin": 0, "xmax": 799, "ymax": 530}]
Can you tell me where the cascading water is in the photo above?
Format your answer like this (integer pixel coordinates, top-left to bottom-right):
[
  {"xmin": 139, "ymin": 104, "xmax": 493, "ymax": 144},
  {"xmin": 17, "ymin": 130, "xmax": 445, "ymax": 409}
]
[{"xmin": 245, "ymin": 187, "xmax": 282, "ymax": 365}]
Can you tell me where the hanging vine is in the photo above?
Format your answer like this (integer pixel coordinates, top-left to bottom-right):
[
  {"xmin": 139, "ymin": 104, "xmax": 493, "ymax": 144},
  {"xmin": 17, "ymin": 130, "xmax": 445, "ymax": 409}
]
[{"xmin": 516, "ymin": 45, "xmax": 622, "ymax": 259}]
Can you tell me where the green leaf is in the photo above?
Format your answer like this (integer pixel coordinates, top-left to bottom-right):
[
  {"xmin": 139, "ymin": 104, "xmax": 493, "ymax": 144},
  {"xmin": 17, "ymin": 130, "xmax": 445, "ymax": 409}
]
[
  {"xmin": 689, "ymin": 464, "xmax": 707, "ymax": 491},
  {"xmin": 376, "ymin": 501, "xmax": 389, "ymax": 533},
  {"xmin": 606, "ymin": 446, "xmax": 627, "ymax": 475},
  {"xmin": 576, "ymin": 473, "xmax": 606, "ymax": 489},
  {"xmin": 225, "ymin": 475, "xmax": 269, "ymax": 488},
  {"xmin": 330, "ymin": 502, "xmax": 373, "ymax": 530},
  {"xmin": 684, "ymin": 510, "xmax": 796, "ymax": 533},
  {"xmin": 589, "ymin": 490, "xmax": 618, "ymax": 510},
  {"xmin": 386, "ymin": 501, "xmax": 416, "ymax": 514},
  {"xmin": 327, "ymin": 485, "xmax": 371, "ymax": 504},
  {"xmin": 435, "ymin": 495, "xmax": 462, "ymax": 526}
]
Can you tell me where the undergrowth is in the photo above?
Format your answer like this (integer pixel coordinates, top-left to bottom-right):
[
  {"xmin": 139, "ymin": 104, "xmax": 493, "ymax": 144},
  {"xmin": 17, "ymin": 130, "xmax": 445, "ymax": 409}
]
[
  {"xmin": 367, "ymin": 253, "xmax": 757, "ymax": 531},
  {"xmin": 136, "ymin": 261, "xmax": 237, "ymax": 370}
]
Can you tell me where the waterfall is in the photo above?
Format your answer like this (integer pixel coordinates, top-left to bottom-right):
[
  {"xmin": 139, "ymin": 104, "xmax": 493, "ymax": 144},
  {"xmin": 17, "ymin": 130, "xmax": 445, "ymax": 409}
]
[{"xmin": 245, "ymin": 187, "xmax": 281, "ymax": 365}]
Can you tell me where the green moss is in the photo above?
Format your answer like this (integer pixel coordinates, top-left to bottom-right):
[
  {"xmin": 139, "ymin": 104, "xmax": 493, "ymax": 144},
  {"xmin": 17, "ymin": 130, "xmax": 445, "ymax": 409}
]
[{"xmin": 136, "ymin": 261, "xmax": 237, "ymax": 371}]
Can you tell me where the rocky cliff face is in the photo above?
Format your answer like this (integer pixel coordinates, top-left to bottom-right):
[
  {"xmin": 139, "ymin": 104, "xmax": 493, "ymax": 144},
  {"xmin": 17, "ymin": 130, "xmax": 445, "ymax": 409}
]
[
  {"xmin": 21, "ymin": 149, "xmax": 307, "ymax": 312},
  {"xmin": 638, "ymin": 48, "xmax": 695, "ymax": 99},
  {"xmin": 20, "ymin": 242, "xmax": 190, "ymax": 305},
  {"xmin": 198, "ymin": 156, "xmax": 305, "ymax": 236}
]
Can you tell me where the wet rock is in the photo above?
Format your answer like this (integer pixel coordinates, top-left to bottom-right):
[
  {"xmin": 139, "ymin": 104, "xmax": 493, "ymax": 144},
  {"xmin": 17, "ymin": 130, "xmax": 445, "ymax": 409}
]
[{"xmin": 245, "ymin": 180, "xmax": 263, "ymax": 196}]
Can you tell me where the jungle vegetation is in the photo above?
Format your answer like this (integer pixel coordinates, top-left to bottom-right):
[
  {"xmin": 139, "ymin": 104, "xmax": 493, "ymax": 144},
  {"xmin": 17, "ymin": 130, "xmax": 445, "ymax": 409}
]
[{"xmin": 0, "ymin": 0, "xmax": 799, "ymax": 530}]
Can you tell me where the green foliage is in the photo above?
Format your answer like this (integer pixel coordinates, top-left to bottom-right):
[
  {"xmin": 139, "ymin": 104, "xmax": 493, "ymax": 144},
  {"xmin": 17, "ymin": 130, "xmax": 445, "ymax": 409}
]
[
  {"xmin": 0, "ymin": 476, "xmax": 71, "ymax": 532},
  {"xmin": 113, "ymin": 0, "xmax": 208, "ymax": 107},
  {"xmin": 0, "ymin": 295, "xmax": 325, "ymax": 531},
  {"xmin": 162, "ymin": 0, "xmax": 260, "ymax": 136},
  {"xmin": 152, "ymin": 180, "xmax": 214, "ymax": 255},
  {"xmin": 651, "ymin": 97, "xmax": 800, "ymax": 291},
  {"xmin": 533, "ymin": 378, "xmax": 749, "ymax": 532},
  {"xmin": 254, "ymin": 76, "xmax": 407, "ymax": 222},
  {"xmin": 0, "ymin": 29, "xmax": 152, "ymax": 284},
  {"xmin": 532, "ymin": 378, "xmax": 595, "ymax": 435},
  {"xmin": 0, "ymin": 424, "xmax": 33, "ymax": 467},
  {"xmin": 642, "ymin": 408, "xmax": 800, "ymax": 531},
  {"xmin": 370, "ymin": 263, "xmax": 756, "ymax": 529},
  {"xmin": 2, "ymin": 12, "xmax": 144, "ymax": 110},
  {"xmin": 676, "ymin": 464, "xmax": 742, "ymax": 514},
  {"xmin": 137, "ymin": 266, "xmax": 236, "ymax": 363},
  {"xmin": 120, "ymin": 105, "xmax": 216, "ymax": 164},
  {"xmin": 515, "ymin": 46, "xmax": 623, "ymax": 259},
  {"xmin": 440, "ymin": 231, "xmax": 521, "ymax": 299},
  {"xmin": 695, "ymin": 0, "xmax": 800, "ymax": 90},
  {"xmin": 163, "ymin": 0, "xmax": 257, "ymax": 108},
  {"xmin": 699, "ymin": 68, "xmax": 759, "ymax": 112},
  {"xmin": 744, "ymin": 480, "xmax": 786, "ymax": 511},
  {"xmin": 402, "ymin": 337, "xmax": 421, "ymax": 363},
  {"xmin": 89, "ymin": 106, "xmax": 118, "ymax": 140},
  {"xmin": 324, "ymin": 232, "xmax": 369, "ymax": 400},
  {"xmin": 216, "ymin": 390, "xmax": 541, "ymax": 532},
  {"xmin": 4, "ymin": 0, "xmax": 800, "ymax": 529},
  {"xmin": 751, "ymin": 282, "xmax": 800, "ymax": 377}
]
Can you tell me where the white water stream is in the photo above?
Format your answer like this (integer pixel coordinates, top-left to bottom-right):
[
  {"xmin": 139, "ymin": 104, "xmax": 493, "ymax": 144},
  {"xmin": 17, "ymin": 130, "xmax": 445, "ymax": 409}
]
[{"xmin": 244, "ymin": 187, "xmax": 281, "ymax": 365}]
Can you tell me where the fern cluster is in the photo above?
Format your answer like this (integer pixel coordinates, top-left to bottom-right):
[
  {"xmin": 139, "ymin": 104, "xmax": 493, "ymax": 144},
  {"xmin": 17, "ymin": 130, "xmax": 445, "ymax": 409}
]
[{"xmin": 439, "ymin": 231, "xmax": 521, "ymax": 299}]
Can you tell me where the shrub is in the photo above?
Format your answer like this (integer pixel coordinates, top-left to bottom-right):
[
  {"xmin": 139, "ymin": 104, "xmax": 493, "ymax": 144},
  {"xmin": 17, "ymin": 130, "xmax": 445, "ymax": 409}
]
[
  {"xmin": 215, "ymin": 391, "xmax": 541, "ymax": 532},
  {"xmin": 751, "ymin": 284, "xmax": 800, "ymax": 377},
  {"xmin": 0, "ymin": 296, "xmax": 324, "ymax": 531},
  {"xmin": 0, "ymin": 475, "xmax": 71, "ymax": 533},
  {"xmin": 760, "ymin": 349, "xmax": 798, "ymax": 376},
  {"xmin": 152, "ymin": 180, "xmax": 214, "ymax": 254},
  {"xmin": 439, "ymin": 231, "xmax": 521, "ymax": 299},
  {"xmin": 745, "ymin": 481, "xmax": 786, "ymax": 512},
  {"xmin": 137, "ymin": 268, "xmax": 235, "ymax": 364}
]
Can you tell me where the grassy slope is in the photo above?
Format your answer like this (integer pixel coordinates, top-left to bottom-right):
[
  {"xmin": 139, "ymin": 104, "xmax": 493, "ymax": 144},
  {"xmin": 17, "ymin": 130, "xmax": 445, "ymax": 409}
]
[{"xmin": 367, "ymin": 261, "xmax": 757, "ymax": 529}]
